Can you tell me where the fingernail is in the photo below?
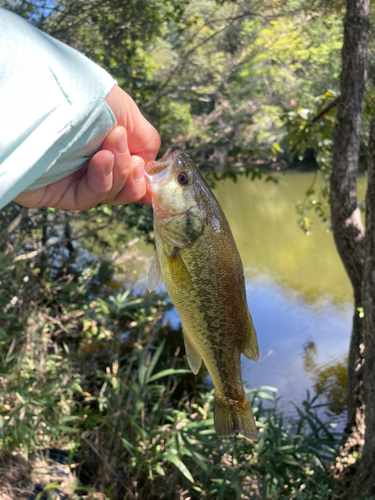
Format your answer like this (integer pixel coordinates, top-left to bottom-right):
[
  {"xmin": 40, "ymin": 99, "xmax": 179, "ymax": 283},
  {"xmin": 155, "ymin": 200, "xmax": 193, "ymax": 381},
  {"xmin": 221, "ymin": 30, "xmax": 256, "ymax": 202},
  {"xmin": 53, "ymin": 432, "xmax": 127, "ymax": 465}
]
[
  {"xmin": 105, "ymin": 154, "xmax": 114, "ymax": 176},
  {"xmin": 116, "ymin": 132, "xmax": 128, "ymax": 155},
  {"xmin": 133, "ymin": 158, "xmax": 145, "ymax": 182}
]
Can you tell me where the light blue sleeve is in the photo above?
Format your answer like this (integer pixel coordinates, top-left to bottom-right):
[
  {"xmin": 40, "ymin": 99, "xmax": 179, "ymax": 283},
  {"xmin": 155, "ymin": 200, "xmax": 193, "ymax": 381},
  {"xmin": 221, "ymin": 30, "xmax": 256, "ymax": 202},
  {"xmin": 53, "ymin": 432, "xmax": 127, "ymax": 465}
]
[{"xmin": 0, "ymin": 8, "xmax": 118, "ymax": 209}]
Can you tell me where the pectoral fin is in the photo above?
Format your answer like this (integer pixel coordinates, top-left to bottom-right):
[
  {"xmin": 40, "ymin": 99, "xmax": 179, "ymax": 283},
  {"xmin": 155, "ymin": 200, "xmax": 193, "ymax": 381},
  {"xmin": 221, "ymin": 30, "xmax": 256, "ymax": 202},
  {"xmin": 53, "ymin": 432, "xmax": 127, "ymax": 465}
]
[
  {"xmin": 148, "ymin": 253, "xmax": 164, "ymax": 292},
  {"xmin": 183, "ymin": 330, "xmax": 202, "ymax": 375},
  {"xmin": 242, "ymin": 314, "xmax": 259, "ymax": 361}
]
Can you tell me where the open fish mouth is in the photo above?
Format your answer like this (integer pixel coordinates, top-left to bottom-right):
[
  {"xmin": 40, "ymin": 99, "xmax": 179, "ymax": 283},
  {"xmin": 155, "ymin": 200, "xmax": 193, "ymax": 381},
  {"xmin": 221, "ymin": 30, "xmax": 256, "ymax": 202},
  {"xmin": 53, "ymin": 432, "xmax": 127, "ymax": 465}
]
[{"xmin": 145, "ymin": 146, "xmax": 181, "ymax": 181}]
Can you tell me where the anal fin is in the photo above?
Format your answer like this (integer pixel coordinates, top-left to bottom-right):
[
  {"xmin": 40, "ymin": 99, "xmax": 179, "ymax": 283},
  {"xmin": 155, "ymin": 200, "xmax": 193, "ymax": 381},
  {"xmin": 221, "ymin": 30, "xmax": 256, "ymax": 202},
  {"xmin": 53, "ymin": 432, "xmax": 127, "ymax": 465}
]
[{"xmin": 183, "ymin": 331, "xmax": 202, "ymax": 375}]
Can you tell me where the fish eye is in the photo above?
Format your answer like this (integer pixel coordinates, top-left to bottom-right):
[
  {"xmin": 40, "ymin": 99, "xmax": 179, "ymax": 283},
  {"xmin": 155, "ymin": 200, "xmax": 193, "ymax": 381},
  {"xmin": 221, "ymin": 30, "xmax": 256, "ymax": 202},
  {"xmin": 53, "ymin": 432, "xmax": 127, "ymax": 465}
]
[{"xmin": 177, "ymin": 170, "xmax": 190, "ymax": 186}]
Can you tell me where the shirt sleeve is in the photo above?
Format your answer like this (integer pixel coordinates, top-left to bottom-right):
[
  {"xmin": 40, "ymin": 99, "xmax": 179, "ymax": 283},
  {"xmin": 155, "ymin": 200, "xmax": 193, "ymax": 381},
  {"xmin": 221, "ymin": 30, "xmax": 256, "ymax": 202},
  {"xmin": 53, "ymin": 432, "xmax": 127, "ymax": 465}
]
[{"xmin": 0, "ymin": 8, "xmax": 117, "ymax": 209}]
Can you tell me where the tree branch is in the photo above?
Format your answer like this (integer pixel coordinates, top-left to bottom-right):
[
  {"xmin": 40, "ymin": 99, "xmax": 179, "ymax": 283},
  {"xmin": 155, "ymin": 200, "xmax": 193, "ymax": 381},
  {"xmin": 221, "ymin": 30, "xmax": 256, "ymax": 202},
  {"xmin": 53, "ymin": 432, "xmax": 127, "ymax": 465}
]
[
  {"xmin": 141, "ymin": 5, "xmax": 277, "ymax": 110},
  {"xmin": 311, "ymin": 97, "xmax": 340, "ymax": 123},
  {"xmin": 14, "ymin": 223, "xmax": 111, "ymax": 262},
  {"xmin": 0, "ymin": 206, "xmax": 28, "ymax": 250}
]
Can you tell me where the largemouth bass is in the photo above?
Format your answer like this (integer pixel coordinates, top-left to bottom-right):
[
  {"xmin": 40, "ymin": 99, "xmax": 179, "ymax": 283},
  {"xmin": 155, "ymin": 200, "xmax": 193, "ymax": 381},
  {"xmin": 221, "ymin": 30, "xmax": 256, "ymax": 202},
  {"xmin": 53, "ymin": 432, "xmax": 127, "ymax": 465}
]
[{"xmin": 145, "ymin": 146, "xmax": 259, "ymax": 440}]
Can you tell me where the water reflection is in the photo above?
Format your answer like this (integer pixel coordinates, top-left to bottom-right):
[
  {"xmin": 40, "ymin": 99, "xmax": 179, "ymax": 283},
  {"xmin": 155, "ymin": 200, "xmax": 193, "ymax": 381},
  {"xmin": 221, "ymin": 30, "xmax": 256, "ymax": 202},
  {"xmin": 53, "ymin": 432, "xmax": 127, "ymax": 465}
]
[
  {"xmin": 303, "ymin": 341, "xmax": 347, "ymax": 414},
  {"xmin": 243, "ymin": 279, "xmax": 351, "ymax": 417}
]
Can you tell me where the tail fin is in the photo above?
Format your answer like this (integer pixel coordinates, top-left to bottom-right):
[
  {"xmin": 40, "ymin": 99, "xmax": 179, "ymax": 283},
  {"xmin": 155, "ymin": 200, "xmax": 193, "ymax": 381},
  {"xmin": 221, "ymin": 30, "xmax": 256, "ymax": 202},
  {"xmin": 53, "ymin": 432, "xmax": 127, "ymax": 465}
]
[{"xmin": 214, "ymin": 394, "xmax": 258, "ymax": 440}]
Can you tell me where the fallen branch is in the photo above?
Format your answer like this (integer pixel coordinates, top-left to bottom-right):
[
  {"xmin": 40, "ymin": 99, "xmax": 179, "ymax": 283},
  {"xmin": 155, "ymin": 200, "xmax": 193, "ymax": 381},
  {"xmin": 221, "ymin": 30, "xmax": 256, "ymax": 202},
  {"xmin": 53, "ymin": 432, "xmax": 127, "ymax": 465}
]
[
  {"xmin": 14, "ymin": 223, "xmax": 110, "ymax": 262},
  {"xmin": 0, "ymin": 206, "xmax": 28, "ymax": 249}
]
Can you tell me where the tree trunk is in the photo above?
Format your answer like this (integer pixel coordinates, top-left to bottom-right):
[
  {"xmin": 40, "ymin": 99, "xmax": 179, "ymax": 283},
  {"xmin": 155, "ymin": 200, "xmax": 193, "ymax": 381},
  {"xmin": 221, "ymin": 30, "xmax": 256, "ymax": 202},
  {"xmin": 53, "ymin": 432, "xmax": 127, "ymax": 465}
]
[
  {"xmin": 39, "ymin": 208, "xmax": 49, "ymax": 277},
  {"xmin": 349, "ymin": 119, "xmax": 375, "ymax": 497},
  {"xmin": 328, "ymin": 0, "xmax": 370, "ymax": 494},
  {"xmin": 329, "ymin": 0, "xmax": 369, "ymax": 436}
]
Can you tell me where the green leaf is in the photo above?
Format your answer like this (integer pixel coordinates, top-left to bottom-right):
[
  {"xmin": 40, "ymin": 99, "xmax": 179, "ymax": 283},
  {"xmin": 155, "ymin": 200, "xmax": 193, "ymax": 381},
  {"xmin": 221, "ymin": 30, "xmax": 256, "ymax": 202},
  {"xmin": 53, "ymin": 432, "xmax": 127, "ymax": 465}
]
[
  {"xmin": 155, "ymin": 463, "xmax": 165, "ymax": 476},
  {"xmin": 35, "ymin": 482, "xmax": 61, "ymax": 500},
  {"xmin": 54, "ymin": 425, "xmax": 80, "ymax": 433},
  {"xmin": 138, "ymin": 350, "xmax": 146, "ymax": 386},
  {"xmin": 257, "ymin": 391, "xmax": 275, "ymax": 400},
  {"xmin": 58, "ymin": 416, "xmax": 79, "ymax": 423},
  {"xmin": 145, "ymin": 339, "xmax": 165, "ymax": 384},
  {"xmin": 122, "ymin": 437, "xmax": 137, "ymax": 454},
  {"xmin": 180, "ymin": 433, "xmax": 208, "ymax": 471},
  {"xmin": 0, "ymin": 313, "xmax": 15, "ymax": 319},
  {"xmin": 148, "ymin": 369, "xmax": 190, "ymax": 382},
  {"xmin": 163, "ymin": 451, "xmax": 194, "ymax": 483}
]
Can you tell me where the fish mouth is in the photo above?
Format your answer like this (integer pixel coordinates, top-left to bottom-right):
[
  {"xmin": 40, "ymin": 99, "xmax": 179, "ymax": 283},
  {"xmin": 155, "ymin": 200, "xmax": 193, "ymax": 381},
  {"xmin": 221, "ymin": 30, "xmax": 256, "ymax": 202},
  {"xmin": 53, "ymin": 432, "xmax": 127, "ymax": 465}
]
[
  {"xmin": 145, "ymin": 145, "xmax": 191, "ymax": 218},
  {"xmin": 145, "ymin": 146, "xmax": 182, "ymax": 181}
]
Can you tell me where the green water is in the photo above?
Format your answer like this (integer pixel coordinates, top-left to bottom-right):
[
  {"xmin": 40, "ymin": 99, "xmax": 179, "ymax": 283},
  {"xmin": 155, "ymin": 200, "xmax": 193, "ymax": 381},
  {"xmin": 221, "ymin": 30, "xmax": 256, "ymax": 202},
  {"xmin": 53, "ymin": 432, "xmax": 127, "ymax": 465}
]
[{"xmin": 215, "ymin": 174, "xmax": 353, "ymax": 309}]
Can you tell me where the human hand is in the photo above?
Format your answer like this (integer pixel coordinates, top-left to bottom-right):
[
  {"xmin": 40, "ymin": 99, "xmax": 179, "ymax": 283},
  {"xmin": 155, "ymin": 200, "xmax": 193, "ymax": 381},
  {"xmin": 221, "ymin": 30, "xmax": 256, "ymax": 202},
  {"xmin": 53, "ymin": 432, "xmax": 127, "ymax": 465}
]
[{"xmin": 13, "ymin": 85, "xmax": 160, "ymax": 210}]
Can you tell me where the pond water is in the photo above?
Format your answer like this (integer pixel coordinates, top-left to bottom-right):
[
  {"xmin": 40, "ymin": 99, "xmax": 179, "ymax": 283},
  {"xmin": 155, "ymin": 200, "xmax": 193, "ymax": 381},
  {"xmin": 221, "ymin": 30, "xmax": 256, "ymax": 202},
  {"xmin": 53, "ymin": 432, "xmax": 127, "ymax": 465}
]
[
  {"xmin": 126, "ymin": 172, "xmax": 367, "ymax": 419},
  {"xmin": 213, "ymin": 172, "xmax": 365, "ymax": 418}
]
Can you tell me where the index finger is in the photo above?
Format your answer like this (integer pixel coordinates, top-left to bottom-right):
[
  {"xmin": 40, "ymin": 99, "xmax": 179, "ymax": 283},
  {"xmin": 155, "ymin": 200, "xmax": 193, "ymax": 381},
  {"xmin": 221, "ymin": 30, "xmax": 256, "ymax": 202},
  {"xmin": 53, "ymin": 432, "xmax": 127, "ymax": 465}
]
[{"xmin": 105, "ymin": 85, "xmax": 161, "ymax": 164}]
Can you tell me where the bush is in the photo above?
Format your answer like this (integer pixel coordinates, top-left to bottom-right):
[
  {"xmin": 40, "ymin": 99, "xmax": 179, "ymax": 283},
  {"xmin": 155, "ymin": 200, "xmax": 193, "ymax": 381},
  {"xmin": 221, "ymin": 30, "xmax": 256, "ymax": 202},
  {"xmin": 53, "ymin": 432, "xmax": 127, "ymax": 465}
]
[{"xmin": 0, "ymin": 206, "xmax": 341, "ymax": 499}]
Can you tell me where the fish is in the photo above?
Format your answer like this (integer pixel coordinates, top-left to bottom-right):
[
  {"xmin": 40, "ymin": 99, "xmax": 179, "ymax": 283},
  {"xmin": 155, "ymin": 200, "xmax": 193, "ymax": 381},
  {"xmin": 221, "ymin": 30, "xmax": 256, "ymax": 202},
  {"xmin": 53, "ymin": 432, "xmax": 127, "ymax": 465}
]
[{"xmin": 145, "ymin": 145, "xmax": 259, "ymax": 440}]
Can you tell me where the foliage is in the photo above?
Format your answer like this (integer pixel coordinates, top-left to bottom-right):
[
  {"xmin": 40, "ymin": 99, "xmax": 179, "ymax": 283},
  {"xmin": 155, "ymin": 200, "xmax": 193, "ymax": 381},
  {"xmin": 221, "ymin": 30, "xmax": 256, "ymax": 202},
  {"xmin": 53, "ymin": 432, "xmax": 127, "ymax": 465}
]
[
  {"xmin": 282, "ymin": 92, "xmax": 337, "ymax": 233},
  {"xmin": 1, "ymin": 291, "xmax": 341, "ymax": 499},
  {"xmin": 146, "ymin": 0, "xmax": 343, "ymax": 173},
  {"xmin": 1, "ymin": 0, "xmax": 344, "ymax": 170}
]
